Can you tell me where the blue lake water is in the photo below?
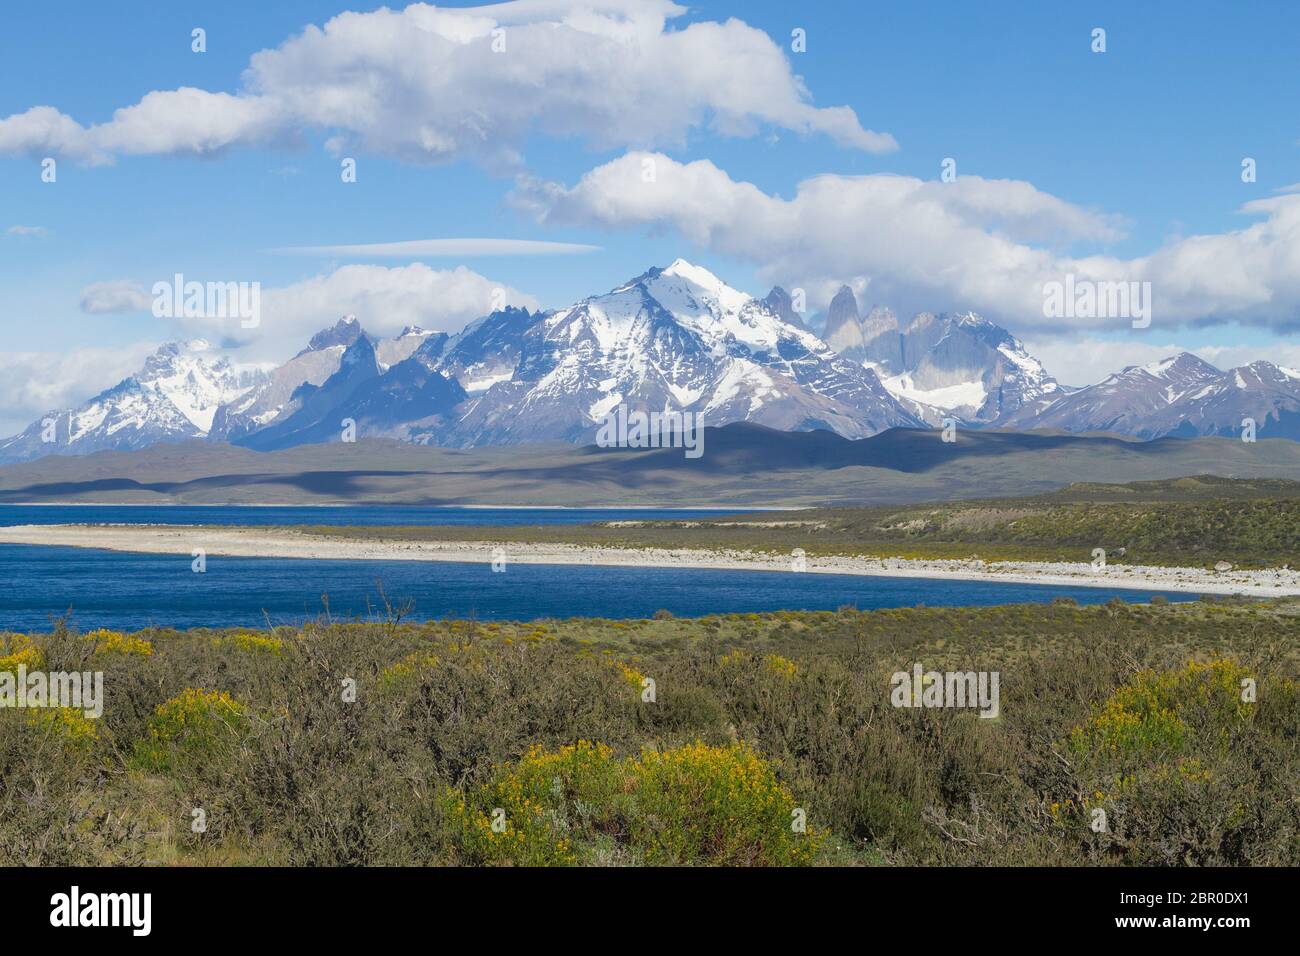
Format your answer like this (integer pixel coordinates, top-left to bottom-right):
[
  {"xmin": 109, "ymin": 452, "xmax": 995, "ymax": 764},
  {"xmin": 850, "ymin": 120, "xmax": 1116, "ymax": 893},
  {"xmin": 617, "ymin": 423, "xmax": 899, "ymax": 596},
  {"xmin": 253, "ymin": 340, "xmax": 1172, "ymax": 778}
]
[{"xmin": 0, "ymin": 544, "xmax": 1194, "ymax": 632}]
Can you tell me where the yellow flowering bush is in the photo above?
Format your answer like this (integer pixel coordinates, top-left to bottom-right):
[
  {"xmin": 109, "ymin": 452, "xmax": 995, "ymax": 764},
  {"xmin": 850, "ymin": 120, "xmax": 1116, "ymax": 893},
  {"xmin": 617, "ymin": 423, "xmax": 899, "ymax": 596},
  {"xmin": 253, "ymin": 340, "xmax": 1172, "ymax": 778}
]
[
  {"xmin": 1070, "ymin": 658, "xmax": 1253, "ymax": 768},
  {"xmin": 86, "ymin": 628, "xmax": 153, "ymax": 657},
  {"xmin": 25, "ymin": 707, "xmax": 99, "ymax": 751},
  {"xmin": 1055, "ymin": 658, "xmax": 1260, "ymax": 846},
  {"xmin": 441, "ymin": 741, "xmax": 624, "ymax": 866},
  {"xmin": 133, "ymin": 688, "xmax": 248, "ymax": 773},
  {"xmin": 378, "ymin": 651, "xmax": 442, "ymax": 690},
  {"xmin": 220, "ymin": 632, "xmax": 282, "ymax": 656},
  {"xmin": 765, "ymin": 654, "xmax": 798, "ymax": 678},
  {"xmin": 616, "ymin": 662, "xmax": 646, "ymax": 692},
  {"xmin": 441, "ymin": 740, "xmax": 821, "ymax": 866},
  {"xmin": 0, "ymin": 633, "xmax": 43, "ymax": 673},
  {"xmin": 632, "ymin": 741, "xmax": 821, "ymax": 866}
]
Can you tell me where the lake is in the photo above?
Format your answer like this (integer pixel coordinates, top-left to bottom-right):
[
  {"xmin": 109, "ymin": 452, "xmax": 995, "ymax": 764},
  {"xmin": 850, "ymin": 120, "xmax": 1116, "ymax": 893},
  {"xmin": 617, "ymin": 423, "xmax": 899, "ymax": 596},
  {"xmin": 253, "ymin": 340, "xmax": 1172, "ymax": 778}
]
[{"xmin": 0, "ymin": 505, "xmax": 1193, "ymax": 630}]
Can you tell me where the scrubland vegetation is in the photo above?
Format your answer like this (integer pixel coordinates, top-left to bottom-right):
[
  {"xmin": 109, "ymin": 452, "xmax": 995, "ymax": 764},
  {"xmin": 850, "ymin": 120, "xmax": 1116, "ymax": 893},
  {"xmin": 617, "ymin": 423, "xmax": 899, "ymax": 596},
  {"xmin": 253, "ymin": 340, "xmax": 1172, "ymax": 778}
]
[
  {"xmin": 3, "ymin": 596, "xmax": 1297, "ymax": 866},
  {"xmin": 295, "ymin": 476, "xmax": 1300, "ymax": 569}
]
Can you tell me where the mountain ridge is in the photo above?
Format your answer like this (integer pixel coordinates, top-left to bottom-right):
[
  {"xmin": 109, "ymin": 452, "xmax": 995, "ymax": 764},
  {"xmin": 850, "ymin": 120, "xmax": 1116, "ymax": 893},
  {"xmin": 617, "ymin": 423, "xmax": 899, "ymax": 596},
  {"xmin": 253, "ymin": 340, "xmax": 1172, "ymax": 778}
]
[{"xmin": 5, "ymin": 260, "xmax": 1300, "ymax": 463}]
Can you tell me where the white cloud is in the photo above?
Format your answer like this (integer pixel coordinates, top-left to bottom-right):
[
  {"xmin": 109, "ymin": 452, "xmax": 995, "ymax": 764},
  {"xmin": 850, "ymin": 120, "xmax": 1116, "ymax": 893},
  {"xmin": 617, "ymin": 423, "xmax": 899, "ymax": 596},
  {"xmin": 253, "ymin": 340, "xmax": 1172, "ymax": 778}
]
[
  {"xmin": 78, "ymin": 264, "xmax": 535, "ymax": 357},
  {"xmin": 79, "ymin": 280, "xmax": 153, "ymax": 314},
  {"xmin": 272, "ymin": 237, "xmax": 600, "ymax": 257},
  {"xmin": 6, "ymin": 225, "xmax": 49, "ymax": 238},
  {"xmin": 0, "ymin": 1, "xmax": 893, "ymax": 167},
  {"xmin": 153, "ymin": 263, "xmax": 540, "ymax": 362},
  {"xmin": 515, "ymin": 152, "xmax": 1300, "ymax": 334},
  {"xmin": 0, "ymin": 342, "xmax": 159, "ymax": 436}
]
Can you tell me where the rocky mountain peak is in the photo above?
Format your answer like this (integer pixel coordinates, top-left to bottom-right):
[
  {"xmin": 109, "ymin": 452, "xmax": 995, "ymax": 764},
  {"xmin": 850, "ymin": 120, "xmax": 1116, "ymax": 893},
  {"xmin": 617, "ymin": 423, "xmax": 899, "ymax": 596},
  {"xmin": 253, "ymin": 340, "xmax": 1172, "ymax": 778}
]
[{"xmin": 304, "ymin": 315, "xmax": 368, "ymax": 354}]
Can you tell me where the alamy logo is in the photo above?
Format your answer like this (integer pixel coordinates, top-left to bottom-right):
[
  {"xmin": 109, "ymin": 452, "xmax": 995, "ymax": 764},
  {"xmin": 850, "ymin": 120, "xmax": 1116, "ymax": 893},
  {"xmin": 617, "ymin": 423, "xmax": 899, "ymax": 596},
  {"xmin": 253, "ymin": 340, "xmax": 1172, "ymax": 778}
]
[
  {"xmin": 152, "ymin": 273, "xmax": 261, "ymax": 328},
  {"xmin": 50, "ymin": 886, "xmax": 151, "ymax": 936},
  {"xmin": 0, "ymin": 665, "xmax": 103, "ymax": 718},
  {"xmin": 890, "ymin": 663, "xmax": 1000, "ymax": 718},
  {"xmin": 596, "ymin": 404, "xmax": 704, "ymax": 459},
  {"xmin": 1042, "ymin": 274, "xmax": 1152, "ymax": 328}
]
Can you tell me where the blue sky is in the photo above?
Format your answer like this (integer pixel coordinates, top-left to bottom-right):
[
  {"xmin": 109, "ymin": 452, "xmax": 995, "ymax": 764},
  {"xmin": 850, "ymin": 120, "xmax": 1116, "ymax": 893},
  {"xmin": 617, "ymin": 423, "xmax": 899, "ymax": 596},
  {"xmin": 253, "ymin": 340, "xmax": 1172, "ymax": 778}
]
[{"xmin": 1, "ymin": 0, "xmax": 1298, "ymax": 432}]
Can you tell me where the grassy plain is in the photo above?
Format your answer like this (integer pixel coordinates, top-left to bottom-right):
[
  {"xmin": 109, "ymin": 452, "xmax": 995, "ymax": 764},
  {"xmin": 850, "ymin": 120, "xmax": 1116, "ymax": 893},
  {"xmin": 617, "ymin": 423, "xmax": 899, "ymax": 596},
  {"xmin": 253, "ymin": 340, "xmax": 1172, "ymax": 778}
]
[
  {"xmin": 293, "ymin": 476, "xmax": 1300, "ymax": 569},
  {"xmin": 3, "ymin": 596, "xmax": 1297, "ymax": 866}
]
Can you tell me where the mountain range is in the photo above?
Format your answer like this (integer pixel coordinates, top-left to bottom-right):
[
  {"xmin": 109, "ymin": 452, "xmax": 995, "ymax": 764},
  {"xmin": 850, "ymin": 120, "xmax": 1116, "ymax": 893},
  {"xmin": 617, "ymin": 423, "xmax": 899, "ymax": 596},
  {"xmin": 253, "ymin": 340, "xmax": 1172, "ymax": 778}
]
[{"xmin": 3, "ymin": 260, "xmax": 1299, "ymax": 463}]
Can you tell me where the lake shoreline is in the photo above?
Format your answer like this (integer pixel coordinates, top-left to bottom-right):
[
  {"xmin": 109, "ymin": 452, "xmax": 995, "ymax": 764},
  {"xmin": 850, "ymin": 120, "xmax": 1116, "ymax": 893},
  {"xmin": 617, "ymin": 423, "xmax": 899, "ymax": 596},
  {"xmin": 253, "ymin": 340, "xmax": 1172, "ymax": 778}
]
[{"xmin": 1, "ymin": 523, "xmax": 1295, "ymax": 597}]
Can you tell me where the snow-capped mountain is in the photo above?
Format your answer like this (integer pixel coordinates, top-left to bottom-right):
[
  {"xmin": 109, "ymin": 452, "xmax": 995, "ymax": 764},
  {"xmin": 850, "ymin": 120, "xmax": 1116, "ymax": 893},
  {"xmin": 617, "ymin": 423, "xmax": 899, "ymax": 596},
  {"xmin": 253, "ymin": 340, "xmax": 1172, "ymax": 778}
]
[
  {"xmin": 426, "ymin": 259, "xmax": 924, "ymax": 446},
  {"xmin": 376, "ymin": 325, "xmax": 439, "ymax": 370},
  {"xmin": 0, "ymin": 341, "xmax": 261, "ymax": 463},
  {"xmin": 1002, "ymin": 352, "xmax": 1300, "ymax": 439},
  {"xmin": 221, "ymin": 260, "xmax": 923, "ymax": 451},
  {"xmin": 235, "ymin": 333, "xmax": 467, "ymax": 450},
  {"xmin": 209, "ymin": 316, "xmax": 369, "ymax": 442},
  {"xmin": 10, "ymin": 260, "xmax": 1300, "ymax": 463},
  {"xmin": 821, "ymin": 286, "xmax": 1063, "ymax": 425}
]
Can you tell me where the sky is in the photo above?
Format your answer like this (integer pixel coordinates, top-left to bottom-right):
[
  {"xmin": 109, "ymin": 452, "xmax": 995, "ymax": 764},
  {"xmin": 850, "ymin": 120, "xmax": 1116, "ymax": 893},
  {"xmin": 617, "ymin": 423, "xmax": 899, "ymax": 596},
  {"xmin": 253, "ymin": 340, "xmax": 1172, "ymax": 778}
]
[{"xmin": 1, "ymin": 0, "xmax": 1299, "ymax": 435}]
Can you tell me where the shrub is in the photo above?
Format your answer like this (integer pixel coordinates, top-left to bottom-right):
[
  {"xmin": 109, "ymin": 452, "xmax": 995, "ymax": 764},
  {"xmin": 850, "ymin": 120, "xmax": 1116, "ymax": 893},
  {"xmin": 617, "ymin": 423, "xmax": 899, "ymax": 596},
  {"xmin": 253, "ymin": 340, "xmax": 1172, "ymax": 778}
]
[
  {"xmin": 1070, "ymin": 658, "xmax": 1253, "ymax": 768},
  {"xmin": 765, "ymin": 654, "xmax": 798, "ymax": 678},
  {"xmin": 0, "ymin": 633, "xmax": 43, "ymax": 673},
  {"xmin": 85, "ymin": 629, "xmax": 154, "ymax": 657},
  {"xmin": 631, "ymin": 741, "xmax": 821, "ymax": 865},
  {"xmin": 24, "ymin": 707, "xmax": 100, "ymax": 751},
  {"xmin": 133, "ymin": 688, "xmax": 249, "ymax": 774},
  {"xmin": 1059, "ymin": 658, "xmax": 1266, "ymax": 864},
  {"xmin": 441, "ymin": 740, "xmax": 821, "ymax": 866},
  {"xmin": 441, "ymin": 741, "xmax": 624, "ymax": 866},
  {"xmin": 220, "ymin": 632, "xmax": 283, "ymax": 656}
]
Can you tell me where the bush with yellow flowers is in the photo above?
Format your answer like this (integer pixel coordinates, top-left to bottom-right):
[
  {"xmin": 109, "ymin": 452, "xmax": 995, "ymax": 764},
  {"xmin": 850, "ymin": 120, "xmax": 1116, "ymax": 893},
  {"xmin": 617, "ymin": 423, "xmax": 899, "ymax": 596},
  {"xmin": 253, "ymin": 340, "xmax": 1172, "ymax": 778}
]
[
  {"xmin": 0, "ymin": 633, "xmax": 43, "ymax": 673},
  {"xmin": 378, "ymin": 650, "xmax": 443, "ymax": 691},
  {"xmin": 616, "ymin": 662, "xmax": 646, "ymax": 693},
  {"xmin": 1056, "ymin": 658, "xmax": 1268, "ymax": 863},
  {"xmin": 440, "ymin": 740, "xmax": 625, "ymax": 866},
  {"xmin": 440, "ymin": 740, "xmax": 821, "ymax": 866},
  {"xmin": 631, "ymin": 741, "xmax": 820, "ymax": 866},
  {"xmin": 133, "ymin": 688, "xmax": 248, "ymax": 774},
  {"xmin": 219, "ymin": 632, "xmax": 282, "ymax": 657},
  {"xmin": 24, "ymin": 707, "xmax": 100, "ymax": 752},
  {"xmin": 1069, "ymin": 658, "xmax": 1254, "ymax": 771},
  {"xmin": 764, "ymin": 654, "xmax": 798, "ymax": 679},
  {"xmin": 85, "ymin": 629, "xmax": 154, "ymax": 657}
]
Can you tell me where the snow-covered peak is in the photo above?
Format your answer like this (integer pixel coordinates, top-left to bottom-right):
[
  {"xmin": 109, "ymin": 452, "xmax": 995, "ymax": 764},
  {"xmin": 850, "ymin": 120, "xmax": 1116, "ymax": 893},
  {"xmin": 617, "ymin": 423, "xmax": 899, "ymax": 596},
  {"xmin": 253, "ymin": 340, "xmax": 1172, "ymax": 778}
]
[
  {"xmin": 953, "ymin": 311, "xmax": 993, "ymax": 329},
  {"xmin": 0, "ymin": 338, "xmax": 258, "ymax": 462},
  {"xmin": 555, "ymin": 259, "xmax": 817, "ymax": 359},
  {"xmin": 1136, "ymin": 352, "xmax": 1218, "ymax": 380},
  {"xmin": 646, "ymin": 259, "xmax": 753, "ymax": 316},
  {"xmin": 661, "ymin": 257, "xmax": 724, "ymax": 286}
]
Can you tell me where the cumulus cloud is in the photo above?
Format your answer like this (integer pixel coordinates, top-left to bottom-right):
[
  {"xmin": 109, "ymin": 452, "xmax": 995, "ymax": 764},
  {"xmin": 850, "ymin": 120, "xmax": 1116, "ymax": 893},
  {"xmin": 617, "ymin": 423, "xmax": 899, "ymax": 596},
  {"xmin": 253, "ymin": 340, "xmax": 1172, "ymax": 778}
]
[
  {"xmin": 79, "ymin": 279, "xmax": 153, "ymax": 314},
  {"xmin": 143, "ymin": 263, "xmax": 539, "ymax": 363},
  {"xmin": 515, "ymin": 152, "xmax": 1300, "ymax": 333},
  {"xmin": 0, "ymin": 1, "xmax": 893, "ymax": 167},
  {"xmin": 6, "ymin": 225, "xmax": 49, "ymax": 238},
  {"xmin": 0, "ymin": 342, "xmax": 159, "ymax": 437}
]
